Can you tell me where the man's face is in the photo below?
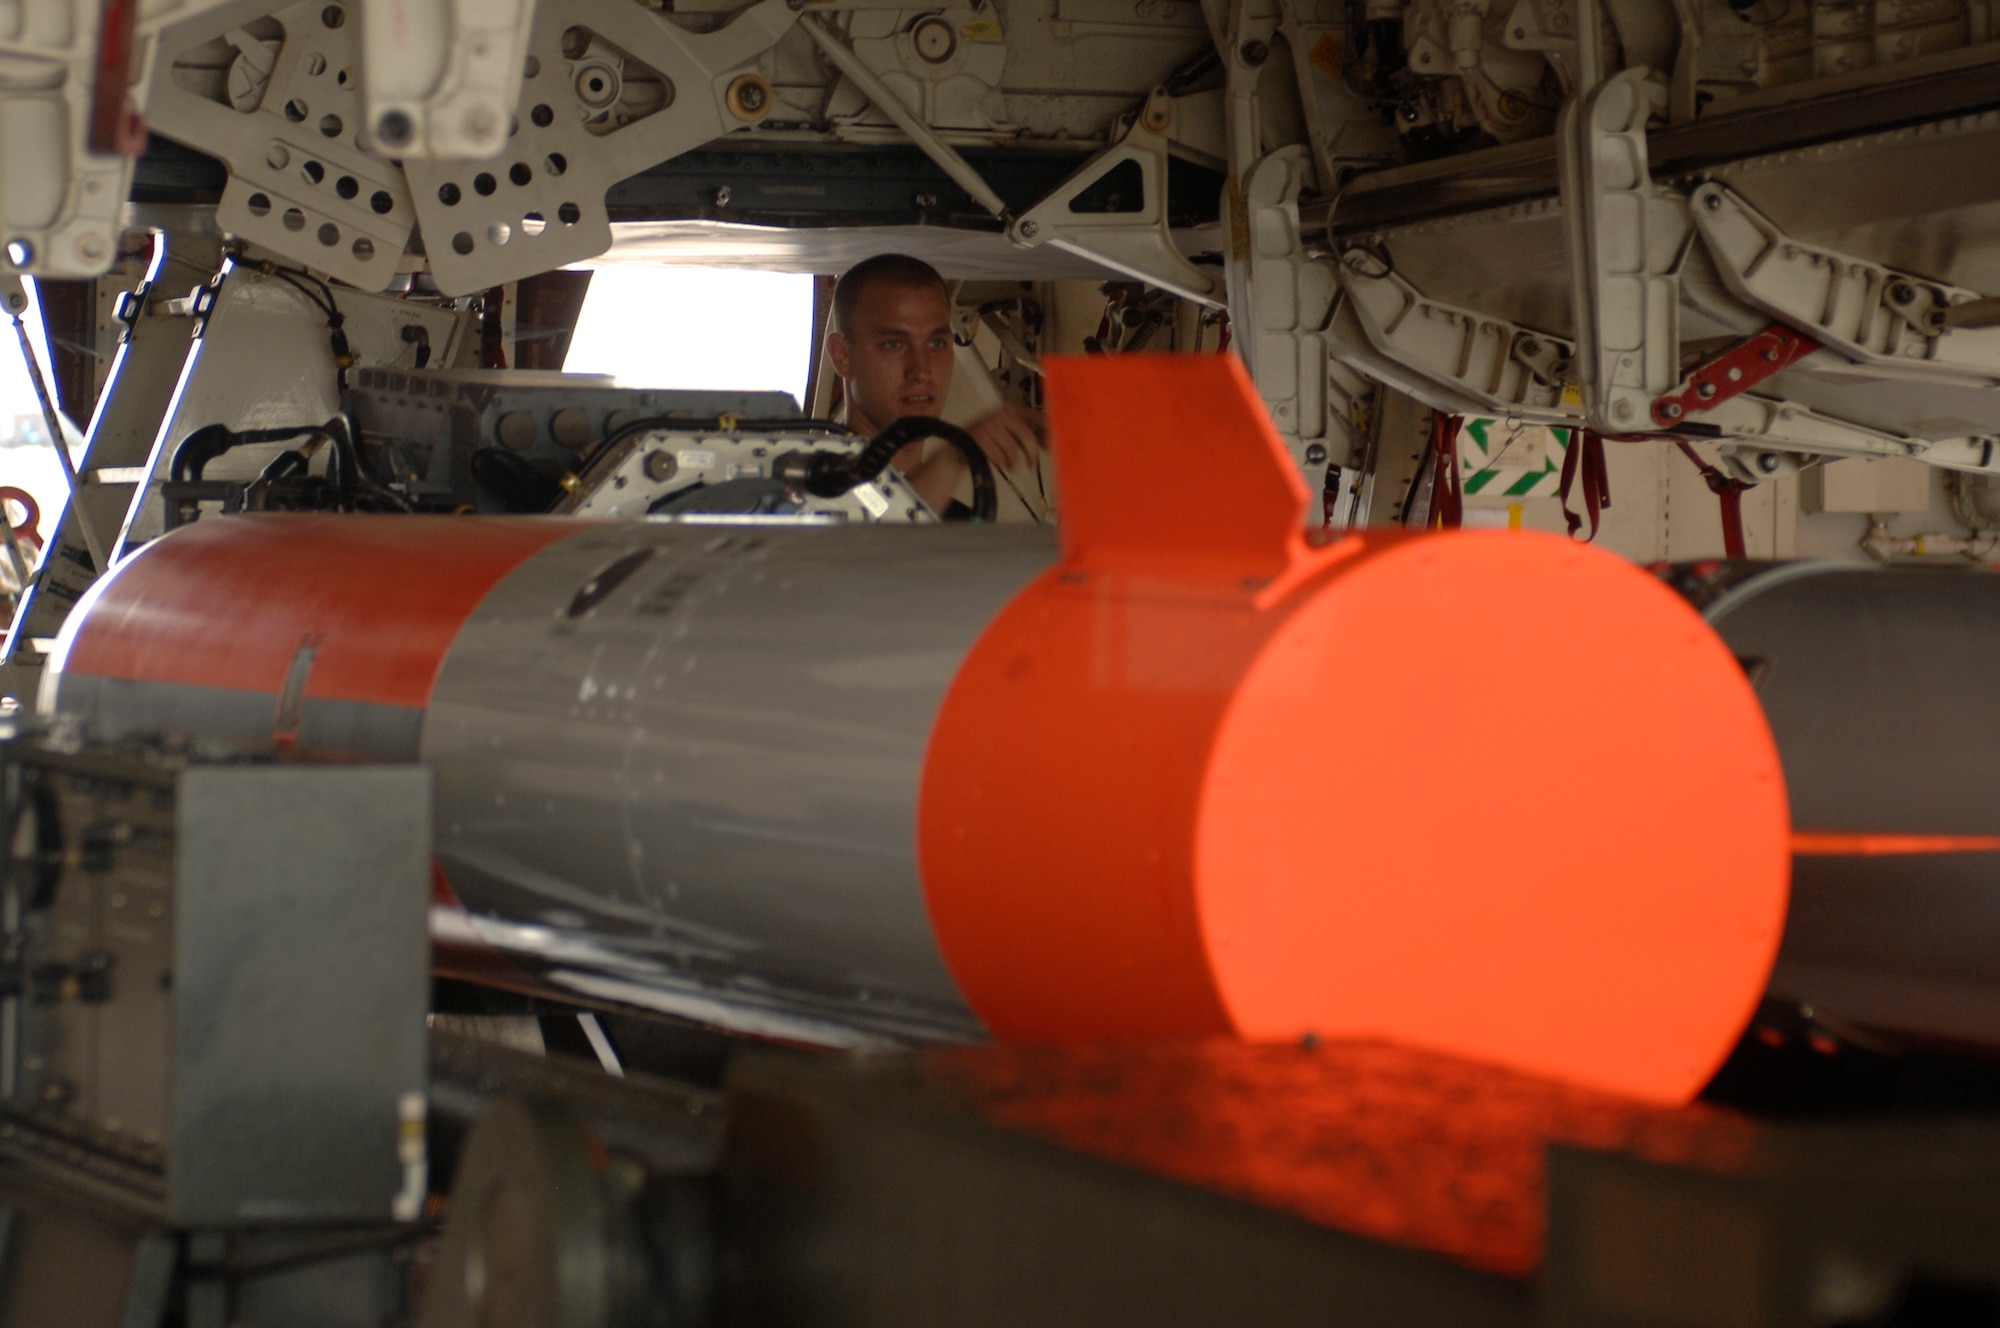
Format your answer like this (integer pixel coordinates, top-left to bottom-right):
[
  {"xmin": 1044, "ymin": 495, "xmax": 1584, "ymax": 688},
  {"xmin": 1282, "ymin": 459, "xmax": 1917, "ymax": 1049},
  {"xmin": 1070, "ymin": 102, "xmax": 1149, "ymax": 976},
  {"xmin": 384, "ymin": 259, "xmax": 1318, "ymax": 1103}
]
[{"xmin": 828, "ymin": 281, "xmax": 954, "ymax": 431}]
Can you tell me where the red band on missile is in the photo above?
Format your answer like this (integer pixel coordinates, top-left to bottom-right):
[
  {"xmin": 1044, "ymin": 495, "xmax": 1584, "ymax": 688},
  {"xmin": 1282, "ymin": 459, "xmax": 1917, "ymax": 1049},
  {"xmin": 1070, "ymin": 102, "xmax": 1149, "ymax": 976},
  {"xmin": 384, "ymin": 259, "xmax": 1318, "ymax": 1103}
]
[
  {"xmin": 56, "ymin": 514, "xmax": 576, "ymax": 708},
  {"xmin": 918, "ymin": 355, "xmax": 1793, "ymax": 1105}
]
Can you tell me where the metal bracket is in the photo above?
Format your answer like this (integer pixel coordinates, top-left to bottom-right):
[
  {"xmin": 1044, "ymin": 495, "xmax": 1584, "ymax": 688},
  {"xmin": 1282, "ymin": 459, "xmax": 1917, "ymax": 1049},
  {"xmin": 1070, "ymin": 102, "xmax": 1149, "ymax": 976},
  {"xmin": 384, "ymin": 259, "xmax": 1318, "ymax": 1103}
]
[
  {"xmin": 1558, "ymin": 67, "xmax": 1688, "ymax": 432},
  {"xmin": 403, "ymin": 0, "xmax": 797, "ymax": 294},
  {"xmin": 147, "ymin": 0, "xmax": 417, "ymax": 290},
  {"xmin": 1501, "ymin": 0, "xmax": 1580, "ymax": 55},
  {"xmin": 111, "ymin": 280, "xmax": 153, "ymax": 341},
  {"xmin": 822, "ymin": 4, "xmax": 1013, "ymax": 138},
  {"xmin": 1272, "ymin": 0, "xmax": 1370, "ymax": 196},
  {"xmin": 1208, "ymin": 146, "xmax": 1350, "ymax": 496},
  {"xmin": 1651, "ymin": 323, "xmax": 1819, "ymax": 426},
  {"xmin": 0, "ymin": 0, "xmax": 145, "ymax": 276},
  {"xmin": 1008, "ymin": 90, "xmax": 1223, "ymax": 306},
  {"xmin": 1689, "ymin": 182, "xmax": 2000, "ymax": 383},
  {"xmin": 1683, "ymin": 392, "xmax": 2000, "ymax": 478},
  {"xmin": 1335, "ymin": 246, "xmax": 1577, "ymax": 421},
  {"xmin": 1218, "ymin": 0, "xmax": 1280, "ymax": 173},
  {"xmin": 801, "ymin": 11, "xmax": 1007, "ymax": 220},
  {"xmin": 1328, "ymin": 300, "xmax": 1531, "ymax": 424},
  {"xmin": 360, "ymin": 0, "xmax": 538, "ymax": 158}
]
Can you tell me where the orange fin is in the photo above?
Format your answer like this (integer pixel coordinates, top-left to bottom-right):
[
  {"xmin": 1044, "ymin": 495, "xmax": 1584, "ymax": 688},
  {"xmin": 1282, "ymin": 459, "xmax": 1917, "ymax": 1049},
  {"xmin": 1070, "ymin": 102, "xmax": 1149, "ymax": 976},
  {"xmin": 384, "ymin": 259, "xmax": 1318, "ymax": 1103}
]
[{"xmin": 1043, "ymin": 354, "xmax": 1309, "ymax": 580}]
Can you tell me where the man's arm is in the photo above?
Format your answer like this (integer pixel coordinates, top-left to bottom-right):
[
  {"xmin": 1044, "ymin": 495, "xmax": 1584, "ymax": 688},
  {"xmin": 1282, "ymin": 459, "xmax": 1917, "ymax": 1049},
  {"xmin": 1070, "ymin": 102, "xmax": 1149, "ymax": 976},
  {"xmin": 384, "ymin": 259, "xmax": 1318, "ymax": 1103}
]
[
  {"xmin": 966, "ymin": 403, "xmax": 1044, "ymax": 472},
  {"xmin": 892, "ymin": 404, "xmax": 1046, "ymax": 514}
]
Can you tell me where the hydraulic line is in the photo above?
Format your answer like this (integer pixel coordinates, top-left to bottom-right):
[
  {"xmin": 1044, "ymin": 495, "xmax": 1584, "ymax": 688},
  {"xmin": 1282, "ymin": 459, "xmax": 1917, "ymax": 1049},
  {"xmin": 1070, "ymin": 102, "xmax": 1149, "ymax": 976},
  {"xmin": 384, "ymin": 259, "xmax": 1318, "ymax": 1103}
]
[{"xmin": 776, "ymin": 416, "xmax": 998, "ymax": 521}]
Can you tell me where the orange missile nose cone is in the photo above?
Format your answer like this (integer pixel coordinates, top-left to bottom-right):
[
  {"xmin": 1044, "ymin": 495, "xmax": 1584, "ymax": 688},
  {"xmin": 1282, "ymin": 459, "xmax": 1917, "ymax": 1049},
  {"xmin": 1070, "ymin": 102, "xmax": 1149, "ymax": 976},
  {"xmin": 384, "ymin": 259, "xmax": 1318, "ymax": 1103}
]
[{"xmin": 919, "ymin": 355, "xmax": 1791, "ymax": 1105}]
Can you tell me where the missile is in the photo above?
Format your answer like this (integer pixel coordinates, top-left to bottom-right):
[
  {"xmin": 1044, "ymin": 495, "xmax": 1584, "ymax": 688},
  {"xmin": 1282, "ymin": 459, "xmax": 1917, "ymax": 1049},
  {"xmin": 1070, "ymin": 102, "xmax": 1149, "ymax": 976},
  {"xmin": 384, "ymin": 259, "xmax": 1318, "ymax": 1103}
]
[
  {"xmin": 1668, "ymin": 559, "xmax": 2000, "ymax": 1057},
  {"xmin": 43, "ymin": 356, "xmax": 1793, "ymax": 1104}
]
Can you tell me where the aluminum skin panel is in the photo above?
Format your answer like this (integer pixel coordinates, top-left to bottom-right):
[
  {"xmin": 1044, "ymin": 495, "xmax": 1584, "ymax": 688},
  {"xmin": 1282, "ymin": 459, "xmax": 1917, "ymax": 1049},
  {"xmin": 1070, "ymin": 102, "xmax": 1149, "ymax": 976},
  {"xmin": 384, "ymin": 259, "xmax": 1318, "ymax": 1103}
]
[
  {"xmin": 425, "ymin": 522, "xmax": 1056, "ymax": 1046},
  {"xmin": 51, "ymin": 674, "xmax": 424, "ymax": 758},
  {"xmin": 1704, "ymin": 563, "xmax": 2000, "ymax": 1050},
  {"xmin": 172, "ymin": 763, "xmax": 432, "ymax": 1224}
]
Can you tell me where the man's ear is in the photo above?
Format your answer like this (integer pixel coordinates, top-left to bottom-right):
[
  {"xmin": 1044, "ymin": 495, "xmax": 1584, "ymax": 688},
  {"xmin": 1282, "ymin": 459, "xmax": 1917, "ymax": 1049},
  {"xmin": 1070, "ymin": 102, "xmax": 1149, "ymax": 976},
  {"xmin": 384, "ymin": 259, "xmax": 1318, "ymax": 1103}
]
[{"xmin": 826, "ymin": 332, "xmax": 852, "ymax": 378}]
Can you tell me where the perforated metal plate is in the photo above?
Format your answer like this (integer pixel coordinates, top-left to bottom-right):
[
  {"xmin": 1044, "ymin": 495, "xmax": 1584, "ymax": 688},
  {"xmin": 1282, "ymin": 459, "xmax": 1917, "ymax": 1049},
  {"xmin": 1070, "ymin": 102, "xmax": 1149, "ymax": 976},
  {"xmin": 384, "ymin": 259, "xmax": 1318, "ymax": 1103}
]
[
  {"xmin": 148, "ymin": 0, "xmax": 417, "ymax": 288},
  {"xmin": 402, "ymin": 0, "xmax": 795, "ymax": 294}
]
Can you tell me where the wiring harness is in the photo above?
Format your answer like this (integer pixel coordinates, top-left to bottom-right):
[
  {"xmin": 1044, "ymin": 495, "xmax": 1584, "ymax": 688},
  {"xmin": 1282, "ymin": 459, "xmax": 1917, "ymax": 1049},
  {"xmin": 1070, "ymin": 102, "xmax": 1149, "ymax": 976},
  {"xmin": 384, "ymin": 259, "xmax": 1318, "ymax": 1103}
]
[{"xmin": 774, "ymin": 416, "xmax": 997, "ymax": 522}]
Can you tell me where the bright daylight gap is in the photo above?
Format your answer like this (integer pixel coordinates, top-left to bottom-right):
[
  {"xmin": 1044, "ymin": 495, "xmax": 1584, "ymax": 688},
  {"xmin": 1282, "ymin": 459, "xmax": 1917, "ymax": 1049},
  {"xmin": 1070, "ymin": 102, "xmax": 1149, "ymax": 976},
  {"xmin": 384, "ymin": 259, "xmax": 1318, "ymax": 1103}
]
[{"xmin": 564, "ymin": 266, "xmax": 816, "ymax": 408}]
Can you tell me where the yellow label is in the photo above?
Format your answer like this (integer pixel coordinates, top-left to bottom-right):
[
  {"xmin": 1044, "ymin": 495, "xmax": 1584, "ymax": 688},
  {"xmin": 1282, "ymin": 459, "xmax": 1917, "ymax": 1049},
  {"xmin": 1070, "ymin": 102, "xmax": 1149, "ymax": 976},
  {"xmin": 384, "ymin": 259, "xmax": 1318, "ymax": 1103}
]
[
  {"xmin": 963, "ymin": 18, "xmax": 1003, "ymax": 40},
  {"xmin": 1560, "ymin": 382, "xmax": 1583, "ymax": 407},
  {"xmin": 1227, "ymin": 174, "xmax": 1249, "ymax": 263},
  {"xmin": 1309, "ymin": 31, "xmax": 1342, "ymax": 76}
]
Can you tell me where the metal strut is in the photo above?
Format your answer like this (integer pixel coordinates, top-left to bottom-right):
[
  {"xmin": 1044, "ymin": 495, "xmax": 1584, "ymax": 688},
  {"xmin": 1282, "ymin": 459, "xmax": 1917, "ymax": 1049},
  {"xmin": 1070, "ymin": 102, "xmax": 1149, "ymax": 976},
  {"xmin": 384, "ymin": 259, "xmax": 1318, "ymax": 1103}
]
[{"xmin": 2, "ymin": 278, "xmax": 107, "ymax": 574}]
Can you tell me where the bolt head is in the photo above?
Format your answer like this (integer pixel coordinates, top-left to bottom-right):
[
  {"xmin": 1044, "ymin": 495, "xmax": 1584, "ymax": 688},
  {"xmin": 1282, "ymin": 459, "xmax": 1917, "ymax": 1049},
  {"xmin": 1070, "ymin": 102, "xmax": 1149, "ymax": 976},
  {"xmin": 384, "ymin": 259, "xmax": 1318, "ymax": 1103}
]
[
  {"xmin": 1696, "ymin": 381, "xmax": 1718, "ymax": 398},
  {"xmin": 1019, "ymin": 220, "xmax": 1039, "ymax": 238},
  {"xmin": 1661, "ymin": 401, "xmax": 1683, "ymax": 419},
  {"xmin": 1240, "ymin": 38, "xmax": 1270, "ymax": 64}
]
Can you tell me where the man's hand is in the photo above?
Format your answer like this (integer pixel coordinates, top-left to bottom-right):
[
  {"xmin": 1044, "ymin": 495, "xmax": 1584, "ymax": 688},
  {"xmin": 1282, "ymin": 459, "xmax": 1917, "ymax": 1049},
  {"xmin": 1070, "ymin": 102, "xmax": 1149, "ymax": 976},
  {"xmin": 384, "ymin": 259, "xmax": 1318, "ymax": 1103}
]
[
  {"xmin": 966, "ymin": 403, "xmax": 1046, "ymax": 473},
  {"xmin": 888, "ymin": 404, "xmax": 1048, "ymax": 516}
]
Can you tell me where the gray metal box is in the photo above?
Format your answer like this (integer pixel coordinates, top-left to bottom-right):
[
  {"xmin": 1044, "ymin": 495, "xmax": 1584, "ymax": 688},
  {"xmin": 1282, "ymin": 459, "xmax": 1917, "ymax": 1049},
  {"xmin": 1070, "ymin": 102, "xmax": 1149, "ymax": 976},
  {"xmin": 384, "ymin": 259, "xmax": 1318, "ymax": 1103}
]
[
  {"xmin": 1801, "ymin": 455, "xmax": 1934, "ymax": 514},
  {"xmin": 170, "ymin": 764, "xmax": 430, "ymax": 1224},
  {"xmin": 2, "ymin": 746, "xmax": 430, "ymax": 1226}
]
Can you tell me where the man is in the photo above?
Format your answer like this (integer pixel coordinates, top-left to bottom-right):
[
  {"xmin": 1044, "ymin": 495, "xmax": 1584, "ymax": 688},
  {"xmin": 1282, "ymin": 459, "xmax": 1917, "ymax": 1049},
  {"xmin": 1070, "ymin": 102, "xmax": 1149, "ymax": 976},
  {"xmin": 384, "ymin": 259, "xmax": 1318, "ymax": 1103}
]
[{"xmin": 825, "ymin": 254, "xmax": 1044, "ymax": 517}]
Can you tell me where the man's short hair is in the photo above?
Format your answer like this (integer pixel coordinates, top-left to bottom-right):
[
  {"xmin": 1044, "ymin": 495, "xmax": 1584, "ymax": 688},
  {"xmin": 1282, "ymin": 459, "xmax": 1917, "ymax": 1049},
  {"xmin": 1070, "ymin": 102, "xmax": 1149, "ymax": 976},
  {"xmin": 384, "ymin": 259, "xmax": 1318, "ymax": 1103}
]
[{"xmin": 831, "ymin": 254, "xmax": 948, "ymax": 335}]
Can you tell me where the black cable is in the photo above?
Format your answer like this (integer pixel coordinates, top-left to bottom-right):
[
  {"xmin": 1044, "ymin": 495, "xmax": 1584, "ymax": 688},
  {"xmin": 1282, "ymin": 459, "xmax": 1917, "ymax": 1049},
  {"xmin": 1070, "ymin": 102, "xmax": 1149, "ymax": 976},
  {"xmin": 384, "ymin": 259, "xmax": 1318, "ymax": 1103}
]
[
  {"xmin": 171, "ymin": 422, "xmax": 324, "ymax": 482},
  {"xmin": 170, "ymin": 424, "xmax": 236, "ymax": 483},
  {"xmin": 269, "ymin": 270, "xmax": 333, "ymax": 317},
  {"xmin": 777, "ymin": 417, "xmax": 997, "ymax": 522},
  {"xmin": 258, "ymin": 449, "xmax": 311, "ymax": 483},
  {"xmin": 324, "ymin": 413, "xmax": 411, "ymax": 512},
  {"xmin": 471, "ymin": 447, "xmax": 564, "ymax": 513},
  {"xmin": 257, "ymin": 261, "xmax": 354, "ymax": 391},
  {"xmin": 169, "ymin": 417, "xmax": 411, "ymax": 512}
]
